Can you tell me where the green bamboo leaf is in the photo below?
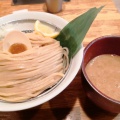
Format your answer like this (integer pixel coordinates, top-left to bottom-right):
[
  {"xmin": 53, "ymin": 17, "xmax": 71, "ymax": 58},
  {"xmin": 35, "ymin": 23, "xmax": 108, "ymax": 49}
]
[{"xmin": 56, "ymin": 6, "xmax": 104, "ymax": 59}]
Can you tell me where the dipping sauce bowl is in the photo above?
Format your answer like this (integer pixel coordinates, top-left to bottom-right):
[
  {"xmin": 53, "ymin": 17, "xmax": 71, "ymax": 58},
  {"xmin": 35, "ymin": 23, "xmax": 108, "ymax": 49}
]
[{"xmin": 81, "ymin": 35, "xmax": 120, "ymax": 113}]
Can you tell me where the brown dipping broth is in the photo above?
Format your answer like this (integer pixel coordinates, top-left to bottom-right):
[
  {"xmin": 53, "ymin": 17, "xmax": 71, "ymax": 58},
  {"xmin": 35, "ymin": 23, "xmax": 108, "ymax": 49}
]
[{"xmin": 85, "ymin": 54, "xmax": 120, "ymax": 101}]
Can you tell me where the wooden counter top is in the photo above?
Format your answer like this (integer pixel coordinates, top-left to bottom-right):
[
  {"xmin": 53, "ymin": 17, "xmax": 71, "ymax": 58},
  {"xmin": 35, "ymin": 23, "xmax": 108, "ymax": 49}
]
[{"xmin": 0, "ymin": 0, "xmax": 120, "ymax": 120}]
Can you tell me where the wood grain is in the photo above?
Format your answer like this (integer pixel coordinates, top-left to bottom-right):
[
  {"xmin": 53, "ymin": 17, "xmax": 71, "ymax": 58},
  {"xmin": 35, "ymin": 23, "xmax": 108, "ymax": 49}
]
[{"xmin": 0, "ymin": 0, "xmax": 120, "ymax": 120}]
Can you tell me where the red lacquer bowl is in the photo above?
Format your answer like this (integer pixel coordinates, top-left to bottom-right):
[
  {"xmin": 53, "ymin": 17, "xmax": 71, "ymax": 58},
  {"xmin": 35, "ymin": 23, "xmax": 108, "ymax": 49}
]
[{"xmin": 81, "ymin": 35, "xmax": 120, "ymax": 113}]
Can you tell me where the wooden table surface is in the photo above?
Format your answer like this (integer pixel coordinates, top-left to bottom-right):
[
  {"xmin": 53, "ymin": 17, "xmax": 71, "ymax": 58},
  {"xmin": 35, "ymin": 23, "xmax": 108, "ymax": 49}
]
[{"xmin": 0, "ymin": 0, "xmax": 120, "ymax": 120}]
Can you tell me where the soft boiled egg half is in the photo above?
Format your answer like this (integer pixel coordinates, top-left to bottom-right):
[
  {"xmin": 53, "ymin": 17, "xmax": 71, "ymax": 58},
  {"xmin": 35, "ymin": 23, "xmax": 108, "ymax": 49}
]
[{"xmin": 2, "ymin": 30, "xmax": 32, "ymax": 54}]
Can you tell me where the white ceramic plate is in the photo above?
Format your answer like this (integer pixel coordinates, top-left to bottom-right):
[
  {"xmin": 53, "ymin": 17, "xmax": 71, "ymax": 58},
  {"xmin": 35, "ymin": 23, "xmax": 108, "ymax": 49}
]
[{"xmin": 0, "ymin": 11, "xmax": 84, "ymax": 111}]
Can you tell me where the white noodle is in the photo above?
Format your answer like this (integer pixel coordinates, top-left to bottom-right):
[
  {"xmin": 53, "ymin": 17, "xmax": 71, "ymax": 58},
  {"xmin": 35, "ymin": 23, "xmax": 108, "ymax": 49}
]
[{"xmin": 0, "ymin": 32, "xmax": 69, "ymax": 102}]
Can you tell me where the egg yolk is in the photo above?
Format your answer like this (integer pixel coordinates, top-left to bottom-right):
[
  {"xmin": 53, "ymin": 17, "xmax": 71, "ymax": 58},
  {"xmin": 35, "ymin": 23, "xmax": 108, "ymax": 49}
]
[{"xmin": 9, "ymin": 43, "xmax": 27, "ymax": 54}]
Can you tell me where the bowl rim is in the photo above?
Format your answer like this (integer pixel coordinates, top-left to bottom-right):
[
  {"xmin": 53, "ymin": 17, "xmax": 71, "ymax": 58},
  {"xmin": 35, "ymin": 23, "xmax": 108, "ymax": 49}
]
[{"xmin": 82, "ymin": 35, "xmax": 120, "ymax": 104}]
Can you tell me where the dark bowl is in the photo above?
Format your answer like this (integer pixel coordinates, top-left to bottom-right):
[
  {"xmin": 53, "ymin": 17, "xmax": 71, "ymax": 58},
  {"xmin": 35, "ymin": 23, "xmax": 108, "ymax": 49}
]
[{"xmin": 81, "ymin": 35, "xmax": 120, "ymax": 113}]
